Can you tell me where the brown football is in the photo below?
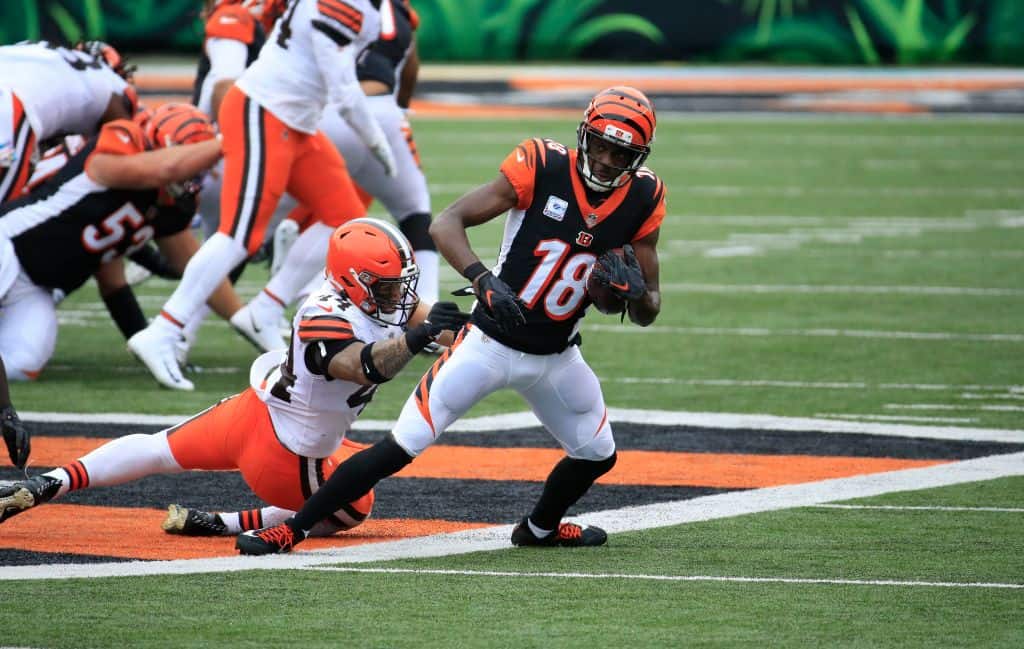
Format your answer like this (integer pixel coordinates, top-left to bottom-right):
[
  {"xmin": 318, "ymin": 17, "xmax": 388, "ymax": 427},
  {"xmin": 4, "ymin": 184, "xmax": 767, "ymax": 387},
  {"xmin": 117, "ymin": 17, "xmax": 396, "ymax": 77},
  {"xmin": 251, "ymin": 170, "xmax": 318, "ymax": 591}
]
[{"xmin": 586, "ymin": 248, "xmax": 627, "ymax": 315}]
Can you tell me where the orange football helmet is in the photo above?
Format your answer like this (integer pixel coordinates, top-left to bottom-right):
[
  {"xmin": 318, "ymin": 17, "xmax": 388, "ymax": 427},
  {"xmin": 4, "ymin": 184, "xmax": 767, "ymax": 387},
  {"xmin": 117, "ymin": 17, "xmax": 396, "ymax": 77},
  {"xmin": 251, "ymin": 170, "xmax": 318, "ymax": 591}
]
[
  {"xmin": 576, "ymin": 86, "xmax": 656, "ymax": 192},
  {"xmin": 326, "ymin": 218, "xmax": 420, "ymax": 326},
  {"xmin": 145, "ymin": 103, "xmax": 216, "ymax": 149}
]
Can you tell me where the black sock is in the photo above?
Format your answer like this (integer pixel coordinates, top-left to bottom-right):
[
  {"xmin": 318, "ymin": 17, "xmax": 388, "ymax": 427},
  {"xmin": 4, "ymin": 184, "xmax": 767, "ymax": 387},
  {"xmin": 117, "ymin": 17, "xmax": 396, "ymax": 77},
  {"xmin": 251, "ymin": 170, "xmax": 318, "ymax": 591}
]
[
  {"xmin": 288, "ymin": 436, "xmax": 413, "ymax": 534},
  {"xmin": 528, "ymin": 453, "xmax": 617, "ymax": 531}
]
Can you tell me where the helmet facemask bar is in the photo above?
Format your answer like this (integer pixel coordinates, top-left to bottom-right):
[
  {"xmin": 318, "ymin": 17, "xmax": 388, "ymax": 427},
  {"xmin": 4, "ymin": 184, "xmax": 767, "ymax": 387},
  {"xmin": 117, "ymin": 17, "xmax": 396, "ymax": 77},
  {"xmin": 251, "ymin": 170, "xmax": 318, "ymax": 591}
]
[
  {"xmin": 351, "ymin": 268, "xmax": 420, "ymax": 327},
  {"xmin": 576, "ymin": 123, "xmax": 651, "ymax": 192}
]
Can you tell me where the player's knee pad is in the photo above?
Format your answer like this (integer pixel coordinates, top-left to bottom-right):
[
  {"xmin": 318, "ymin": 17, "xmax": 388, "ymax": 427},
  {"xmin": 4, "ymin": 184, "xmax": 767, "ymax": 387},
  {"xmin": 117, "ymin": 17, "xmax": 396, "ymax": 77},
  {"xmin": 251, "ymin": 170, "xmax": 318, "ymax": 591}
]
[{"xmin": 398, "ymin": 212, "xmax": 435, "ymax": 251}]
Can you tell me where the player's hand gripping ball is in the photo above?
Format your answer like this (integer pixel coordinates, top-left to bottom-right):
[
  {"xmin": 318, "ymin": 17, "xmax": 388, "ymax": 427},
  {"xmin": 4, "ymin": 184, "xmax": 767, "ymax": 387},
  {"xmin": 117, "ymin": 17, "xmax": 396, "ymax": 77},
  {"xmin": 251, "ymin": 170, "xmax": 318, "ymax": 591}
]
[{"xmin": 587, "ymin": 245, "xmax": 646, "ymax": 315}]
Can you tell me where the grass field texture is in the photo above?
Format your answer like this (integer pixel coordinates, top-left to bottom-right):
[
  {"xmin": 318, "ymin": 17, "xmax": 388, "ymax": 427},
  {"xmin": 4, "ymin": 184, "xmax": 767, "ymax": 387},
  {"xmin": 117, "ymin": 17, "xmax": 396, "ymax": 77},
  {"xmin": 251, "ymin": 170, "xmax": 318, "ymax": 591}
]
[{"xmin": 2, "ymin": 114, "xmax": 1022, "ymax": 648}]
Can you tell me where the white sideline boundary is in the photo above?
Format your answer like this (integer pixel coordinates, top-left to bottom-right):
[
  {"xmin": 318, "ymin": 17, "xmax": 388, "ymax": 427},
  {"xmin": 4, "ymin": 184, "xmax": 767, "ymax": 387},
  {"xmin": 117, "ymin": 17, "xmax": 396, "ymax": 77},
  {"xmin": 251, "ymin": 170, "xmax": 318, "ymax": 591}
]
[
  {"xmin": 2, "ymin": 451, "xmax": 1022, "ymax": 581},
  {"xmin": 20, "ymin": 408, "xmax": 1024, "ymax": 443}
]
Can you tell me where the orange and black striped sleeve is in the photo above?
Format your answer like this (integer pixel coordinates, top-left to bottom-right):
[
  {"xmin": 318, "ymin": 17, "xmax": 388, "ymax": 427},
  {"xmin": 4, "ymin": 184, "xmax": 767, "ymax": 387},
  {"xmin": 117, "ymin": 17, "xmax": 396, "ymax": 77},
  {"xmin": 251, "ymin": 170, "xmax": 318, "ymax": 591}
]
[
  {"xmin": 315, "ymin": 0, "xmax": 365, "ymax": 45},
  {"xmin": 297, "ymin": 315, "xmax": 357, "ymax": 343},
  {"xmin": 499, "ymin": 137, "xmax": 546, "ymax": 210}
]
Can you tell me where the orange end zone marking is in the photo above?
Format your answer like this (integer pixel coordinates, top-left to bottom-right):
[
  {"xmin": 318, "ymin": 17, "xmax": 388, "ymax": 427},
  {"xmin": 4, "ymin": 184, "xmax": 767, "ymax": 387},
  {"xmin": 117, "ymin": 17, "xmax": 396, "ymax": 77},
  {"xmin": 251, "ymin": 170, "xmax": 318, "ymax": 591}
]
[
  {"xmin": 0, "ymin": 505, "xmax": 490, "ymax": 561},
  {"xmin": 29, "ymin": 438, "xmax": 948, "ymax": 489}
]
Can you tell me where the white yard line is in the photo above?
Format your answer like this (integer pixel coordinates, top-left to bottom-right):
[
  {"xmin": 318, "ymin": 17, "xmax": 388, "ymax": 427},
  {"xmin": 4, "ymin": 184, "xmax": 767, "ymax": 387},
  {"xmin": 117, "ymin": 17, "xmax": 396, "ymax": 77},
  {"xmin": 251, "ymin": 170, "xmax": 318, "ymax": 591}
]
[
  {"xmin": 3, "ymin": 450, "xmax": 1021, "ymax": 581},
  {"xmin": 815, "ymin": 413, "xmax": 979, "ymax": 424},
  {"xmin": 658, "ymin": 283, "xmax": 1024, "ymax": 297},
  {"xmin": 812, "ymin": 504, "xmax": 1024, "ymax": 513},
  {"xmin": 885, "ymin": 404, "xmax": 1024, "ymax": 412},
  {"xmin": 585, "ymin": 324, "xmax": 1024, "ymax": 343},
  {"xmin": 303, "ymin": 566, "xmax": 1023, "ymax": 590},
  {"xmin": 20, "ymin": 408, "xmax": 1024, "ymax": 442}
]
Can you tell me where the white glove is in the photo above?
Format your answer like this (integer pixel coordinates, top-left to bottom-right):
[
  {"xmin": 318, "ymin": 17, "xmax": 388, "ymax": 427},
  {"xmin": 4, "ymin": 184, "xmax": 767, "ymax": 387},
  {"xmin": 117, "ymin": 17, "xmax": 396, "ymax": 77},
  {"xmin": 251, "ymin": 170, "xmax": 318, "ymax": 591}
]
[{"xmin": 368, "ymin": 138, "xmax": 398, "ymax": 178}]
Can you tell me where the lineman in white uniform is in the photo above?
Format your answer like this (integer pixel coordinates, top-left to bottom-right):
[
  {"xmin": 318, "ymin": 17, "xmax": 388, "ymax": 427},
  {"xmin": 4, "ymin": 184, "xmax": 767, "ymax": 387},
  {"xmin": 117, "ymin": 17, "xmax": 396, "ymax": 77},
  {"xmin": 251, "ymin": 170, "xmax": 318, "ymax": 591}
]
[{"xmin": 0, "ymin": 41, "xmax": 135, "ymax": 203}]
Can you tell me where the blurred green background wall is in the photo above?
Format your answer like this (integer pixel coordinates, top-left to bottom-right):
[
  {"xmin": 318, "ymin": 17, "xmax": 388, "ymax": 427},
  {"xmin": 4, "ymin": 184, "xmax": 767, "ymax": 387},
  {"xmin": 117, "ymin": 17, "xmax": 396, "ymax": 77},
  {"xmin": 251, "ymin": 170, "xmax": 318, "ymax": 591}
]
[{"xmin": 2, "ymin": 0, "xmax": 1022, "ymax": 64}]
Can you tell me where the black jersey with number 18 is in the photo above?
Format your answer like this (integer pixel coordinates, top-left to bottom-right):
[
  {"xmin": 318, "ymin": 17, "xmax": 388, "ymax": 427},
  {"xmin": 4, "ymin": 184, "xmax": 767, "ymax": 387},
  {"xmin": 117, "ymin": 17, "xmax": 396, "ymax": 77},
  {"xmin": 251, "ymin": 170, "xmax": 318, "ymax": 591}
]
[{"xmin": 471, "ymin": 137, "xmax": 666, "ymax": 355}]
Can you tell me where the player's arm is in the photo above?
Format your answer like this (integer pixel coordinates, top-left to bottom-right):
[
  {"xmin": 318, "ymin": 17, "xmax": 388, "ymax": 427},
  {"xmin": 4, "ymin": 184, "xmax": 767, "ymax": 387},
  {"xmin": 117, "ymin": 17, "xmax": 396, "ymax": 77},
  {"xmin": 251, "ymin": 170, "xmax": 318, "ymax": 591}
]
[
  {"xmin": 395, "ymin": 40, "xmax": 419, "ymax": 109},
  {"xmin": 429, "ymin": 174, "xmax": 518, "ymax": 279},
  {"xmin": 311, "ymin": 18, "xmax": 396, "ymax": 176},
  {"xmin": 85, "ymin": 138, "xmax": 222, "ymax": 190},
  {"xmin": 95, "ymin": 258, "xmax": 147, "ymax": 339},
  {"xmin": 155, "ymin": 230, "xmax": 244, "ymax": 321},
  {"xmin": 626, "ymin": 228, "xmax": 661, "ymax": 326},
  {"xmin": 0, "ymin": 356, "xmax": 31, "ymax": 469},
  {"xmin": 205, "ymin": 38, "xmax": 249, "ymax": 119}
]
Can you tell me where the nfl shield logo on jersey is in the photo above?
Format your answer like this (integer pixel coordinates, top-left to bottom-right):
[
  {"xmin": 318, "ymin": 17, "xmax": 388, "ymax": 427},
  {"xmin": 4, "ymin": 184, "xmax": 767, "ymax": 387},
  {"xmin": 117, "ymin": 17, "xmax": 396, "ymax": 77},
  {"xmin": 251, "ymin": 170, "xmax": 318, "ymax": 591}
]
[{"xmin": 543, "ymin": 195, "xmax": 568, "ymax": 221}]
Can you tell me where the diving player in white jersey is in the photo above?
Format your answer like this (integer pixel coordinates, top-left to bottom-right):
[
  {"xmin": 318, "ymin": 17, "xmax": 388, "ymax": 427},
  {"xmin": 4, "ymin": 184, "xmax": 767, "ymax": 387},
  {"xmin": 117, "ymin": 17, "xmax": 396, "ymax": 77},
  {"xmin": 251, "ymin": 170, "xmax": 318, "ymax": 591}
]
[{"xmin": 0, "ymin": 219, "xmax": 469, "ymax": 536}]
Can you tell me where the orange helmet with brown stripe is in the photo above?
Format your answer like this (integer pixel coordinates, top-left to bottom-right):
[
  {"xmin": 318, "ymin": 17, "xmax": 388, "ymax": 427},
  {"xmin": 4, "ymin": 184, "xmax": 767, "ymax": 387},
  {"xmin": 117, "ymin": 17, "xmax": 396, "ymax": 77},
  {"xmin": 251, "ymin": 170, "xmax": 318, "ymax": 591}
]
[
  {"xmin": 326, "ymin": 218, "xmax": 420, "ymax": 326},
  {"xmin": 576, "ymin": 86, "xmax": 656, "ymax": 192}
]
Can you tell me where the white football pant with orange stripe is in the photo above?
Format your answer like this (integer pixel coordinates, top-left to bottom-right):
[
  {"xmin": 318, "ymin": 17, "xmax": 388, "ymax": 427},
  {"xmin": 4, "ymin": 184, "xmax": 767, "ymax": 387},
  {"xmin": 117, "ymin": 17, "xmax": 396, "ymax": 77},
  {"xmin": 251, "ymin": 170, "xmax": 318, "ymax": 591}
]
[{"xmin": 391, "ymin": 325, "xmax": 615, "ymax": 461}]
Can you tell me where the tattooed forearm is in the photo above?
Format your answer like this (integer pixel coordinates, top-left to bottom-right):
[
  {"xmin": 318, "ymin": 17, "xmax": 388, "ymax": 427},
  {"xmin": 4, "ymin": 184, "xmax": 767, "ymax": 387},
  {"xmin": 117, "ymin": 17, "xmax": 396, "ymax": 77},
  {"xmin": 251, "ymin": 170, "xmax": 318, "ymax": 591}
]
[{"xmin": 371, "ymin": 337, "xmax": 417, "ymax": 380}]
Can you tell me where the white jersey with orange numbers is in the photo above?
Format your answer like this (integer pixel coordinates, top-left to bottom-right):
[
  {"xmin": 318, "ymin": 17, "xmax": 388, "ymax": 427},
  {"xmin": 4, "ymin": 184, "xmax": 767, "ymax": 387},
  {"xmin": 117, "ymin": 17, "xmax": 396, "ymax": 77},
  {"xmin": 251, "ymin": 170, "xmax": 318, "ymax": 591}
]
[
  {"xmin": 249, "ymin": 279, "xmax": 403, "ymax": 458},
  {"xmin": 236, "ymin": 0, "xmax": 381, "ymax": 133},
  {"xmin": 0, "ymin": 42, "xmax": 128, "ymax": 141}
]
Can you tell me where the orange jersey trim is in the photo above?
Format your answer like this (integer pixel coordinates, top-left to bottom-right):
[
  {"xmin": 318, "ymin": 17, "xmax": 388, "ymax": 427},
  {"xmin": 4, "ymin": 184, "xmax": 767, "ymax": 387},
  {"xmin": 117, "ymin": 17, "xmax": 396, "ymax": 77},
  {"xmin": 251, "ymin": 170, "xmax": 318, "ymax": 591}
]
[
  {"xmin": 297, "ymin": 318, "xmax": 354, "ymax": 342},
  {"xmin": 93, "ymin": 120, "xmax": 147, "ymax": 156},
  {"xmin": 567, "ymin": 149, "xmax": 630, "ymax": 229},
  {"xmin": 318, "ymin": 0, "xmax": 364, "ymax": 33},
  {"xmin": 499, "ymin": 138, "xmax": 545, "ymax": 210},
  {"xmin": 632, "ymin": 175, "xmax": 666, "ymax": 241}
]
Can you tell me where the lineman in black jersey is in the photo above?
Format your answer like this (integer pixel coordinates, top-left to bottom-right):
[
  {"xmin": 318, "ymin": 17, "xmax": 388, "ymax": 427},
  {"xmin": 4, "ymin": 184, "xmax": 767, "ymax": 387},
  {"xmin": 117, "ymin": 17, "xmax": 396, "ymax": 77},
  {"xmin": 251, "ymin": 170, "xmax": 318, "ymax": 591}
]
[
  {"xmin": 0, "ymin": 104, "xmax": 223, "ymax": 381},
  {"xmin": 236, "ymin": 86, "xmax": 666, "ymax": 554}
]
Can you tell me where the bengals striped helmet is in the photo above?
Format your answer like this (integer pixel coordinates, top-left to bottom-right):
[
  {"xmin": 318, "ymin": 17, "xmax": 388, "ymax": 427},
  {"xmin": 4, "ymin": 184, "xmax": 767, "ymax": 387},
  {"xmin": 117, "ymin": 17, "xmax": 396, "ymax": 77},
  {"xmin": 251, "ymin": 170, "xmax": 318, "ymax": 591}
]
[
  {"xmin": 576, "ymin": 86, "xmax": 656, "ymax": 191},
  {"xmin": 326, "ymin": 218, "xmax": 420, "ymax": 326},
  {"xmin": 145, "ymin": 103, "xmax": 216, "ymax": 149}
]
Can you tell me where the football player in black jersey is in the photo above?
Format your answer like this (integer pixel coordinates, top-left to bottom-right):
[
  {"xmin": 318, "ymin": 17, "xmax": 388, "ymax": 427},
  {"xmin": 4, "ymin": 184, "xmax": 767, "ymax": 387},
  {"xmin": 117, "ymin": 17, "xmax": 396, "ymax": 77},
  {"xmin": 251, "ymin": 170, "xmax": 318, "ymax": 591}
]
[
  {"xmin": 236, "ymin": 86, "xmax": 666, "ymax": 554},
  {"xmin": 0, "ymin": 103, "xmax": 228, "ymax": 382}
]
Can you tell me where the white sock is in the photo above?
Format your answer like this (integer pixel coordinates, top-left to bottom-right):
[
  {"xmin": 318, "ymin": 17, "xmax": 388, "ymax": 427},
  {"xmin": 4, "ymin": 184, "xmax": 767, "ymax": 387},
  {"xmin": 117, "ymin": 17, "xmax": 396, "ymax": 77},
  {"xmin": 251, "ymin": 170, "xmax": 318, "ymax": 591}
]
[
  {"xmin": 42, "ymin": 468, "xmax": 71, "ymax": 498},
  {"xmin": 77, "ymin": 431, "xmax": 182, "ymax": 488},
  {"xmin": 414, "ymin": 250, "xmax": 439, "ymax": 304},
  {"xmin": 528, "ymin": 518, "xmax": 553, "ymax": 539},
  {"xmin": 264, "ymin": 221, "xmax": 333, "ymax": 307},
  {"xmin": 182, "ymin": 305, "xmax": 210, "ymax": 349},
  {"xmin": 162, "ymin": 233, "xmax": 247, "ymax": 324}
]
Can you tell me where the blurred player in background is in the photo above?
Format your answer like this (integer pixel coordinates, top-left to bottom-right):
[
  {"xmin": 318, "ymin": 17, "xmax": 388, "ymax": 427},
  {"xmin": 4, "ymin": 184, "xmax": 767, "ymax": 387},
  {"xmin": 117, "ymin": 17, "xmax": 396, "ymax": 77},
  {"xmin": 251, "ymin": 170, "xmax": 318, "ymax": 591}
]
[
  {"xmin": 0, "ymin": 104, "xmax": 225, "ymax": 382},
  {"xmin": 128, "ymin": 0, "xmax": 397, "ymax": 391},
  {"xmin": 237, "ymin": 87, "xmax": 665, "ymax": 555},
  {"xmin": 248, "ymin": 0, "xmax": 438, "ymax": 327},
  {"xmin": 0, "ymin": 40, "xmax": 137, "ymax": 204},
  {"xmin": 0, "ymin": 220, "xmax": 468, "ymax": 542}
]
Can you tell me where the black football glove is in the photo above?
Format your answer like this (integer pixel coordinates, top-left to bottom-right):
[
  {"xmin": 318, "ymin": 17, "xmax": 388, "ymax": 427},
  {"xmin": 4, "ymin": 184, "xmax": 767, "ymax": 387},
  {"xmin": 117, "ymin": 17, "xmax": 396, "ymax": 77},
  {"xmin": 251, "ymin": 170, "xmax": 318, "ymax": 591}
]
[
  {"xmin": 1, "ymin": 405, "xmax": 30, "ymax": 470},
  {"xmin": 422, "ymin": 301, "xmax": 471, "ymax": 339},
  {"xmin": 591, "ymin": 244, "xmax": 646, "ymax": 302},
  {"xmin": 474, "ymin": 271, "xmax": 527, "ymax": 334}
]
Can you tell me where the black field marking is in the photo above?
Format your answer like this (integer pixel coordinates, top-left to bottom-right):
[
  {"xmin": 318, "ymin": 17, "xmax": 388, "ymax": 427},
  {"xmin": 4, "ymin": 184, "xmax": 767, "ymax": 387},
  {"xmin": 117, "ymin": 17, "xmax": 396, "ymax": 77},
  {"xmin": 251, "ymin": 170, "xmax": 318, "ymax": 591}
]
[
  {"xmin": 30, "ymin": 421, "xmax": 1024, "ymax": 459},
  {"xmin": 0, "ymin": 549, "xmax": 132, "ymax": 566},
  {"xmin": 0, "ymin": 467, "xmax": 734, "ymax": 523}
]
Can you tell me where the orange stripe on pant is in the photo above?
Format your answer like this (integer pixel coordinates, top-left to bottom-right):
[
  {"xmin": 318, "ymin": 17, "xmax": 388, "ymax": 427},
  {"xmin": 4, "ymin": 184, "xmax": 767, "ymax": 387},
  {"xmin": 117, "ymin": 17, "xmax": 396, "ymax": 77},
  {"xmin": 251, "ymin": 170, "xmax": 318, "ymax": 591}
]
[
  {"xmin": 165, "ymin": 388, "xmax": 369, "ymax": 511},
  {"xmin": 216, "ymin": 85, "xmax": 366, "ymax": 255}
]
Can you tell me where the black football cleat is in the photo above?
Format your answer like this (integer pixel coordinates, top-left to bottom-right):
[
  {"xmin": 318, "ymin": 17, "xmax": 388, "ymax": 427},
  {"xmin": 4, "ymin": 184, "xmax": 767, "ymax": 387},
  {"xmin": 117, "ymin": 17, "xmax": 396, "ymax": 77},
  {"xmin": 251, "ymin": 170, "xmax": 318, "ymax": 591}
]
[
  {"xmin": 511, "ymin": 518, "xmax": 608, "ymax": 547},
  {"xmin": 236, "ymin": 523, "xmax": 303, "ymax": 555},
  {"xmin": 162, "ymin": 504, "xmax": 228, "ymax": 536},
  {"xmin": 0, "ymin": 475, "xmax": 62, "ymax": 523}
]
